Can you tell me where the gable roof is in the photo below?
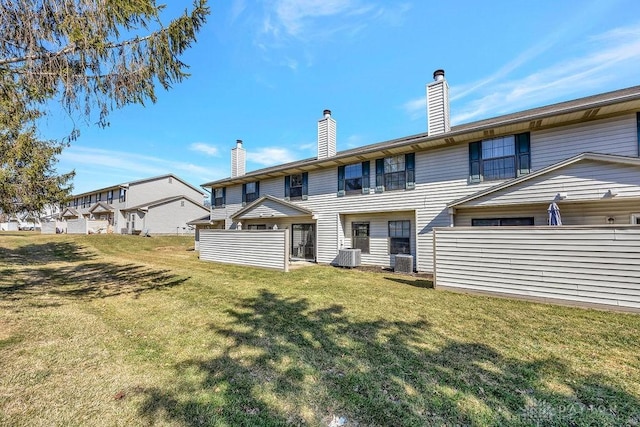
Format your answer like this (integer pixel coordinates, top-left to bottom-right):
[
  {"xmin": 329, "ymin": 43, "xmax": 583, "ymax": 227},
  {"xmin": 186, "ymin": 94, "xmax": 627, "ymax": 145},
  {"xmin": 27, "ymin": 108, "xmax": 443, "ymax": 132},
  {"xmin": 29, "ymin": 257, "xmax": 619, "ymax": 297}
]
[
  {"xmin": 71, "ymin": 174, "xmax": 205, "ymax": 198},
  {"xmin": 88, "ymin": 201, "xmax": 113, "ymax": 213},
  {"xmin": 122, "ymin": 196, "xmax": 208, "ymax": 212},
  {"xmin": 230, "ymin": 195, "xmax": 314, "ymax": 220},
  {"xmin": 448, "ymin": 152, "xmax": 640, "ymax": 208},
  {"xmin": 61, "ymin": 207, "xmax": 79, "ymax": 217},
  {"xmin": 202, "ymin": 85, "xmax": 640, "ymax": 188}
]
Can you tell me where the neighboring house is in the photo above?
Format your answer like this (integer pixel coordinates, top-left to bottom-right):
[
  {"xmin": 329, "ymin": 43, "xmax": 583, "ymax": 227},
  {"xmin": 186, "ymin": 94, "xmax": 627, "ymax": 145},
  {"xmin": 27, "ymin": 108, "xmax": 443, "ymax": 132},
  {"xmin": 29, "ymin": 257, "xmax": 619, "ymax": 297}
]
[
  {"xmin": 198, "ymin": 70, "xmax": 640, "ymax": 272},
  {"xmin": 62, "ymin": 174, "xmax": 208, "ymax": 235}
]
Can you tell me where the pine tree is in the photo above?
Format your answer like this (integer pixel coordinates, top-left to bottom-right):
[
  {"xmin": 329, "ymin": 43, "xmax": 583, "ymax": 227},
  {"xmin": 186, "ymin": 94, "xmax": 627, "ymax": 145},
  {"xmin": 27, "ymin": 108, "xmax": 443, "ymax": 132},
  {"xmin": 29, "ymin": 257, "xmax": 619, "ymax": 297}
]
[{"xmin": 0, "ymin": 0, "xmax": 209, "ymax": 214}]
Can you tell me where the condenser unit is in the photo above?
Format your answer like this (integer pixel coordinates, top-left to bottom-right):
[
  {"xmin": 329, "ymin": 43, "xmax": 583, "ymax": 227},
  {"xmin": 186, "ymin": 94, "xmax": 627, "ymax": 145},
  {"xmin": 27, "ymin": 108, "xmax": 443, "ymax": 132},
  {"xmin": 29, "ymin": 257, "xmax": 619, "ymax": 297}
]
[
  {"xmin": 394, "ymin": 254, "xmax": 413, "ymax": 274},
  {"xmin": 337, "ymin": 249, "xmax": 361, "ymax": 267}
]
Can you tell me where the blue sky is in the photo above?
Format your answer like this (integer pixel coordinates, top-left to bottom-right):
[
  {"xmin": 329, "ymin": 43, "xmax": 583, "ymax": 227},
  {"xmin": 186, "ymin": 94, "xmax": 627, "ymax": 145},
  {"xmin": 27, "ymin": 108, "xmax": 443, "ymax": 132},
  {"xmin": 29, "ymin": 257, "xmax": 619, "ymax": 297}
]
[{"xmin": 42, "ymin": 0, "xmax": 640, "ymax": 195}]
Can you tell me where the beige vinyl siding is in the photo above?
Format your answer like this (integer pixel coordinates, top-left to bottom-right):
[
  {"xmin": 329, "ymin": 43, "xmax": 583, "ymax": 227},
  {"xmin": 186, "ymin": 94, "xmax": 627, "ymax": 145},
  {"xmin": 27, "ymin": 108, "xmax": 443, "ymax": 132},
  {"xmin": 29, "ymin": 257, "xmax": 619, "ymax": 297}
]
[
  {"xmin": 455, "ymin": 198, "xmax": 640, "ymax": 226},
  {"xmin": 459, "ymin": 160, "xmax": 640, "ymax": 208},
  {"xmin": 532, "ymin": 114, "xmax": 638, "ymax": 169},
  {"xmin": 260, "ymin": 177, "xmax": 284, "ymax": 198},
  {"xmin": 200, "ymin": 229, "xmax": 289, "ymax": 271},
  {"xmin": 343, "ymin": 212, "xmax": 415, "ymax": 267},
  {"xmin": 236, "ymin": 199, "xmax": 308, "ymax": 219},
  {"xmin": 433, "ymin": 226, "xmax": 640, "ymax": 309},
  {"xmin": 66, "ymin": 218, "xmax": 87, "ymax": 234},
  {"xmin": 203, "ymin": 113, "xmax": 640, "ymax": 272}
]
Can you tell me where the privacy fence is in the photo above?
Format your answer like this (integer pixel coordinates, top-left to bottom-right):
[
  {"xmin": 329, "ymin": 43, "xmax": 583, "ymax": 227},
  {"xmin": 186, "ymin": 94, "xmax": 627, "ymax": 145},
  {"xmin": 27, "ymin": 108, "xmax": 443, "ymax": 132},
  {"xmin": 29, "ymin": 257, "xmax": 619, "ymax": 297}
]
[
  {"xmin": 433, "ymin": 226, "xmax": 640, "ymax": 310},
  {"xmin": 199, "ymin": 229, "xmax": 290, "ymax": 272}
]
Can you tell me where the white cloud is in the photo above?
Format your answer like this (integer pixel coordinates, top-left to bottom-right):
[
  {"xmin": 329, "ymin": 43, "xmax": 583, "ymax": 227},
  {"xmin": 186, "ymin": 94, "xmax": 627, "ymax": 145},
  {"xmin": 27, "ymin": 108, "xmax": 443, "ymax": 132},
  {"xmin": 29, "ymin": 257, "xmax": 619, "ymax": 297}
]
[
  {"xmin": 450, "ymin": 24, "xmax": 640, "ymax": 124},
  {"xmin": 247, "ymin": 147, "xmax": 298, "ymax": 166},
  {"xmin": 402, "ymin": 97, "xmax": 425, "ymax": 121},
  {"xmin": 189, "ymin": 142, "xmax": 219, "ymax": 156},
  {"xmin": 58, "ymin": 146, "xmax": 218, "ymax": 193}
]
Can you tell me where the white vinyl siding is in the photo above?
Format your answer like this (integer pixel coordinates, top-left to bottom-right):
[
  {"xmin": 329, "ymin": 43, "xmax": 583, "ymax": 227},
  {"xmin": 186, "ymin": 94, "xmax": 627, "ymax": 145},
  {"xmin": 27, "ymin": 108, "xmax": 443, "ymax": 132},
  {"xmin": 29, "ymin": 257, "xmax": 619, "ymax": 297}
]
[{"xmin": 434, "ymin": 227, "xmax": 640, "ymax": 309}]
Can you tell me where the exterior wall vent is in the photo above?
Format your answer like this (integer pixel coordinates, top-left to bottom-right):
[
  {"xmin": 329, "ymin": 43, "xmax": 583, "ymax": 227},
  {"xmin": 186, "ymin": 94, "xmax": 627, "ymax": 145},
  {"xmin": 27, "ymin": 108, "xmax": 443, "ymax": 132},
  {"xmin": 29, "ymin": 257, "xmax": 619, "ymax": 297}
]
[{"xmin": 337, "ymin": 248, "xmax": 361, "ymax": 267}]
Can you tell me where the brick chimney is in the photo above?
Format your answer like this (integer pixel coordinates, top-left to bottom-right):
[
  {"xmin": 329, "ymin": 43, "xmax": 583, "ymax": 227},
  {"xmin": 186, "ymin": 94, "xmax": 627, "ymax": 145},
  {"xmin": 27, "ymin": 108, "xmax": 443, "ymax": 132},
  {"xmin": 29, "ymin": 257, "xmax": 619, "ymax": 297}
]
[
  {"xmin": 231, "ymin": 139, "xmax": 246, "ymax": 177},
  {"xmin": 426, "ymin": 69, "xmax": 450, "ymax": 135},
  {"xmin": 317, "ymin": 109, "xmax": 336, "ymax": 159}
]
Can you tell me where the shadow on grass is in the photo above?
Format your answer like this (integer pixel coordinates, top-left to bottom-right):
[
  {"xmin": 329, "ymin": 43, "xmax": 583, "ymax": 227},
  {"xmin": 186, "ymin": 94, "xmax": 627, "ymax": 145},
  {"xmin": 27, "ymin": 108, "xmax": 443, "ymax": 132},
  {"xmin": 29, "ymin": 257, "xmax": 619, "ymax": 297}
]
[
  {"xmin": 0, "ymin": 242, "xmax": 189, "ymax": 302},
  {"xmin": 384, "ymin": 276, "xmax": 434, "ymax": 289},
  {"xmin": 137, "ymin": 290, "xmax": 640, "ymax": 426},
  {"xmin": 0, "ymin": 241, "xmax": 97, "ymax": 265}
]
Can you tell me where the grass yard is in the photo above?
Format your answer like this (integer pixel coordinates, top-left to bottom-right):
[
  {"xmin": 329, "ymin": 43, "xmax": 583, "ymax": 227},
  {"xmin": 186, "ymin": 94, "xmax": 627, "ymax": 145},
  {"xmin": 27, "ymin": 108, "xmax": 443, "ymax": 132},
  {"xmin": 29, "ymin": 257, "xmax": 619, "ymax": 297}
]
[{"xmin": 0, "ymin": 233, "xmax": 639, "ymax": 426}]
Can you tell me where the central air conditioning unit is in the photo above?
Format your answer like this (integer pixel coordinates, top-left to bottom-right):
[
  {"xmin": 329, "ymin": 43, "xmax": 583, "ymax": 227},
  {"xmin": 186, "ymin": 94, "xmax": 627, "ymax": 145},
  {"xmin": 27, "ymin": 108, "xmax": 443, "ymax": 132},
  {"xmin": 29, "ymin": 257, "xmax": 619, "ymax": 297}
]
[
  {"xmin": 394, "ymin": 254, "xmax": 413, "ymax": 274},
  {"xmin": 337, "ymin": 249, "xmax": 361, "ymax": 267}
]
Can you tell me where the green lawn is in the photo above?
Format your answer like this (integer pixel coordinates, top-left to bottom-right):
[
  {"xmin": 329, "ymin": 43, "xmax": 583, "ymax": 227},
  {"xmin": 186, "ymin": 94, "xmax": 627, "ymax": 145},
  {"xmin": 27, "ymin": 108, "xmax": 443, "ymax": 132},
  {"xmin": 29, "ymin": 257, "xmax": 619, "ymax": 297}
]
[{"xmin": 0, "ymin": 232, "xmax": 639, "ymax": 426}]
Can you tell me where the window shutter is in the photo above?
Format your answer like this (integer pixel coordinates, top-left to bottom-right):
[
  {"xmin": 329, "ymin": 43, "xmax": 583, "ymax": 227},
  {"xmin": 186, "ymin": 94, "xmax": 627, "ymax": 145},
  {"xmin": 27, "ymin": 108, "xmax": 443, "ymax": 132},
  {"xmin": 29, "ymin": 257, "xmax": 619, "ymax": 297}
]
[
  {"xmin": 284, "ymin": 176, "xmax": 291, "ymax": 200},
  {"xmin": 469, "ymin": 141, "xmax": 481, "ymax": 183},
  {"xmin": 375, "ymin": 158, "xmax": 385, "ymax": 192},
  {"xmin": 242, "ymin": 183, "xmax": 247, "ymax": 205},
  {"xmin": 302, "ymin": 172, "xmax": 308, "ymax": 200},
  {"xmin": 222, "ymin": 187, "xmax": 226, "ymax": 207},
  {"xmin": 255, "ymin": 181, "xmax": 260, "ymax": 198},
  {"xmin": 516, "ymin": 132, "xmax": 531, "ymax": 176},
  {"xmin": 337, "ymin": 165, "xmax": 345, "ymax": 196},
  {"xmin": 405, "ymin": 153, "xmax": 415, "ymax": 189},
  {"xmin": 210, "ymin": 190, "xmax": 214, "ymax": 207},
  {"xmin": 361, "ymin": 161, "xmax": 370, "ymax": 193}
]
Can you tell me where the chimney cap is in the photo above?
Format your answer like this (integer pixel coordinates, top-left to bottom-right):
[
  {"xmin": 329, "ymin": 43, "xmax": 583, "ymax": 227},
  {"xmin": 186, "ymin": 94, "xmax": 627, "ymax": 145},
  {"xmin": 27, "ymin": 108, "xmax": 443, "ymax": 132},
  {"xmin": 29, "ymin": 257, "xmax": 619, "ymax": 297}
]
[
  {"xmin": 433, "ymin": 69, "xmax": 445, "ymax": 81},
  {"xmin": 323, "ymin": 109, "xmax": 332, "ymax": 117},
  {"xmin": 235, "ymin": 139, "xmax": 243, "ymax": 147}
]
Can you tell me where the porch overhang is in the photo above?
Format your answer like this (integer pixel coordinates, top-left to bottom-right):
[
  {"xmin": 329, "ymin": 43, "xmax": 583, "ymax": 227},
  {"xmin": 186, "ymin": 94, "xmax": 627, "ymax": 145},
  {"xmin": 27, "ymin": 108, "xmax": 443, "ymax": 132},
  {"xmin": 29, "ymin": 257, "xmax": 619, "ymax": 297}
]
[{"xmin": 231, "ymin": 195, "xmax": 315, "ymax": 221}]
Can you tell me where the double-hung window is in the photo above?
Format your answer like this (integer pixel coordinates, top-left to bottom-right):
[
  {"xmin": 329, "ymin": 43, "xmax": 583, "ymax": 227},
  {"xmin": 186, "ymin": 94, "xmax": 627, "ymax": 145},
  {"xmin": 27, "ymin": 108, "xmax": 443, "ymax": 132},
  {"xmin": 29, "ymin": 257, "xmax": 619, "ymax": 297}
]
[
  {"xmin": 388, "ymin": 220, "xmax": 410, "ymax": 255},
  {"xmin": 213, "ymin": 187, "xmax": 226, "ymax": 208},
  {"xmin": 285, "ymin": 172, "xmax": 308, "ymax": 200},
  {"xmin": 375, "ymin": 153, "xmax": 415, "ymax": 192},
  {"xmin": 119, "ymin": 188, "xmax": 126, "ymax": 203},
  {"xmin": 469, "ymin": 132, "xmax": 530, "ymax": 183},
  {"xmin": 352, "ymin": 222, "xmax": 370, "ymax": 254},
  {"xmin": 337, "ymin": 162, "xmax": 370, "ymax": 196},
  {"xmin": 96, "ymin": 193, "xmax": 101, "ymax": 202},
  {"xmin": 107, "ymin": 190, "xmax": 113, "ymax": 204},
  {"xmin": 242, "ymin": 181, "xmax": 259, "ymax": 205}
]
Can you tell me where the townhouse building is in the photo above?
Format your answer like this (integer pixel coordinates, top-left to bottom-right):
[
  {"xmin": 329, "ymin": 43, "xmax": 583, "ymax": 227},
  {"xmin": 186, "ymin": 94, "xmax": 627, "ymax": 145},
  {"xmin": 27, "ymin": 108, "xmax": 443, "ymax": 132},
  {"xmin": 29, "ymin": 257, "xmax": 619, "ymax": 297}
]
[{"xmin": 198, "ymin": 70, "xmax": 640, "ymax": 273}]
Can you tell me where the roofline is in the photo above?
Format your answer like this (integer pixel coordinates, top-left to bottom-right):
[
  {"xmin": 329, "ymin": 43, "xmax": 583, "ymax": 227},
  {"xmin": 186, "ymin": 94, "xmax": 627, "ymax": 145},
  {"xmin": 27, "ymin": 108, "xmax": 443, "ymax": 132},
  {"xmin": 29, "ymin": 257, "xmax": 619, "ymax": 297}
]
[
  {"xmin": 447, "ymin": 152, "xmax": 640, "ymax": 208},
  {"xmin": 202, "ymin": 84, "xmax": 640, "ymax": 188},
  {"xmin": 122, "ymin": 195, "xmax": 208, "ymax": 212},
  {"xmin": 70, "ymin": 174, "xmax": 205, "ymax": 198}
]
